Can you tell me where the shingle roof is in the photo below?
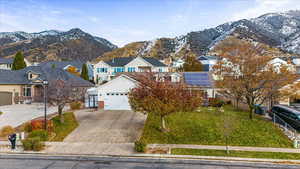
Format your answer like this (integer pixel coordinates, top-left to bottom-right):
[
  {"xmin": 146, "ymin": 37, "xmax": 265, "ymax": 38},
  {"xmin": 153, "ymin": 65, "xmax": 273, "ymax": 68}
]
[
  {"xmin": 38, "ymin": 61, "xmax": 84, "ymax": 70},
  {"xmin": 104, "ymin": 57, "xmax": 167, "ymax": 67},
  {"xmin": 183, "ymin": 72, "xmax": 214, "ymax": 88},
  {"xmin": 0, "ymin": 58, "xmax": 13, "ymax": 64},
  {"xmin": 0, "ymin": 66, "xmax": 94, "ymax": 87},
  {"xmin": 105, "ymin": 57, "xmax": 134, "ymax": 67}
]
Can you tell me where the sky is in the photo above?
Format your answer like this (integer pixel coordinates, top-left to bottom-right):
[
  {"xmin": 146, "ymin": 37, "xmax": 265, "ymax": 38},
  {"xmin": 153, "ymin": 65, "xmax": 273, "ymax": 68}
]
[{"xmin": 0, "ymin": 0, "xmax": 300, "ymax": 47}]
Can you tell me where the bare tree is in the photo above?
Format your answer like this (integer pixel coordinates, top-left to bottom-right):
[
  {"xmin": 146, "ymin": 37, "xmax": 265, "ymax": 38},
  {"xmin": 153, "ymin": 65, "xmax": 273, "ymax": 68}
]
[
  {"xmin": 213, "ymin": 37, "xmax": 296, "ymax": 119},
  {"xmin": 47, "ymin": 79, "xmax": 86, "ymax": 123}
]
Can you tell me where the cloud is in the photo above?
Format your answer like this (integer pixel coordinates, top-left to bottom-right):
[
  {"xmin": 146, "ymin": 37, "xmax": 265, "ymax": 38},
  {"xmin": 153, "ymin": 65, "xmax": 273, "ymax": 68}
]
[{"xmin": 231, "ymin": 0, "xmax": 300, "ymax": 21}]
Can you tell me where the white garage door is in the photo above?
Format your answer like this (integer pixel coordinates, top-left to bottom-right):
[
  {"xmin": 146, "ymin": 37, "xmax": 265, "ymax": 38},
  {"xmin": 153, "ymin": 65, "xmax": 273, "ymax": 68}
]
[{"xmin": 103, "ymin": 93, "xmax": 131, "ymax": 110}]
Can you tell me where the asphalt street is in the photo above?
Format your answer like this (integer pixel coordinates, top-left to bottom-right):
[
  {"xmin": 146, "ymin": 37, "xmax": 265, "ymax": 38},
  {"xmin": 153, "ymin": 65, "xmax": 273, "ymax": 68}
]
[{"xmin": 0, "ymin": 154, "xmax": 299, "ymax": 169}]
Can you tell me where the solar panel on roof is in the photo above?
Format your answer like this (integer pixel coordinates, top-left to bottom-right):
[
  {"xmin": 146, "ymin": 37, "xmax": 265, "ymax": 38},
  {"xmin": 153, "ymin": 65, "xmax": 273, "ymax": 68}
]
[{"xmin": 183, "ymin": 72, "xmax": 212, "ymax": 87}]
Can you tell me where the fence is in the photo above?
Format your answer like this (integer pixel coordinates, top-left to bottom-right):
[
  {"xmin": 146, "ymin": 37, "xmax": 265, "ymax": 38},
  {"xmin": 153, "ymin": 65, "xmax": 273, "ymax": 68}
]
[{"xmin": 270, "ymin": 112, "xmax": 300, "ymax": 141}]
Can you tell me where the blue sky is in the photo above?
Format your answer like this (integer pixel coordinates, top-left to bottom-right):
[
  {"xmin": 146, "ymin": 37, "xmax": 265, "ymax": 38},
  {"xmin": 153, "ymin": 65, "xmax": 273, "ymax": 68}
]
[{"xmin": 0, "ymin": 0, "xmax": 300, "ymax": 47}]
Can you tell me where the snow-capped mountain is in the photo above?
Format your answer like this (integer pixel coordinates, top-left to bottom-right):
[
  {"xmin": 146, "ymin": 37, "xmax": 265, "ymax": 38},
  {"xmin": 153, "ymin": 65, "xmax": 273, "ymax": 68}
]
[
  {"xmin": 102, "ymin": 10, "xmax": 300, "ymax": 60},
  {"xmin": 0, "ymin": 28, "xmax": 117, "ymax": 62}
]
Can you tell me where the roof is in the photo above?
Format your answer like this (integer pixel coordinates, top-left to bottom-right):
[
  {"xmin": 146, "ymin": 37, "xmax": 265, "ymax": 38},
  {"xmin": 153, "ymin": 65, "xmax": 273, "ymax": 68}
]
[
  {"xmin": 0, "ymin": 66, "xmax": 94, "ymax": 87},
  {"xmin": 104, "ymin": 57, "xmax": 167, "ymax": 67},
  {"xmin": 38, "ymin": 60, "xmax": 84, "ymax": 70},
  {"xmin": 0, "ymin": 58, "xmax": 13, "ymax": 64},
  {"xmin": 183, "ymin": 72, "xmax": 214, "ymax": 88},
  {"xmin": 198, "ymin": 56, "xmax": 218, "ymax": 61}
]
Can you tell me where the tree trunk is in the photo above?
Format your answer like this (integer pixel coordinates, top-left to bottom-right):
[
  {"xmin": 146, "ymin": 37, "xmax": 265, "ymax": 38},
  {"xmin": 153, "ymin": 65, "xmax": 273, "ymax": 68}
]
[
  {"xmin": 161, "ymin": 116, "xmax": 167, "ymax": 132},
  {"xmin": 249, "ymin": 107, "xmax": 253, "ymax": 120},
  {"xmin": 58, "ymin": 104, "xmax": 64, "ymax": 123},
  {"xmin": 235, "ymin": 98, "xmax": 239, "ymax": 109}
]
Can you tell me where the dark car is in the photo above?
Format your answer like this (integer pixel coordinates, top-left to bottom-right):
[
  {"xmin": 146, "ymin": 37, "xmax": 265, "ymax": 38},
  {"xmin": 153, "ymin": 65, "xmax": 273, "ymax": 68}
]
[{"xmin": 270, "ymin": 105, "xmax": 300, "ymax": 130}]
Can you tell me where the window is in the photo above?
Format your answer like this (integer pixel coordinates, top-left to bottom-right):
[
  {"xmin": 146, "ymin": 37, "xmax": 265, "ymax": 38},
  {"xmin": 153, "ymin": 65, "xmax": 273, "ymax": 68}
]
[
  {"xmin": 159, "ymin": 68, "xmax": 163, "ymax": 72},
  {"xmin": 97, "ymin": 68, "xmax": 108, "ymax": 73},
  {"xmin": 114, "ymin": 67, "xmax": 125, "ymax": 73},
  {"xmin": 23, "ymin": 85, "xmax": 31, "ymax": 97},
  {"xmin": 128, "ymin": 67, "xmax": 136, "ymax": 72},
  {"xmin": 107, "ymin": 93, "xmax": 110, "ymax": 96}
]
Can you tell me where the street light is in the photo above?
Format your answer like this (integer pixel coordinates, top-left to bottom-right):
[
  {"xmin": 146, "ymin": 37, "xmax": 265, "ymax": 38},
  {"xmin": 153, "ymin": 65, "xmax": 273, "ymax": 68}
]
[{"xmin": 43, "ymin": 80, "xmax": 48, "ymax": 130}]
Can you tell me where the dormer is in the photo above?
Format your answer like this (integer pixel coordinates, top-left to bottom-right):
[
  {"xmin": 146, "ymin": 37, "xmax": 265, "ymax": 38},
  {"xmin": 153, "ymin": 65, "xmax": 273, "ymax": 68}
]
[{"xmin": 26, "ymin": 71, "xmax": 40, "ymax": 80}]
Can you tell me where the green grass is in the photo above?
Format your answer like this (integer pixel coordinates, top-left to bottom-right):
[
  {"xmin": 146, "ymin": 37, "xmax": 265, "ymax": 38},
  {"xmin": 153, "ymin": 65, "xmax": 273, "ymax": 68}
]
[
  {"xmin": 172, "ymin": 148, "xmax": 300, "ymax": 160},
  {"xmin": 141, "ymin": 105, "xmax": 293, "ymax": 148},
  {"xmin": 51, "ymin": 112, "xmax": 78, "ymax": 141}
]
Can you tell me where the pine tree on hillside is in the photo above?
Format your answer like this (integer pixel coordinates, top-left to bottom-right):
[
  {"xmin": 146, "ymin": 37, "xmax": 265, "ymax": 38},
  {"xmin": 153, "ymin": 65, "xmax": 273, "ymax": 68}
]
[
  {"xmin": 80, "ymin": 63, "xmax": 89, "ymax": 81},
  {"xmin": 181, "ymin": 52, "xmax": 203, "ymax": 72},
  {"xmin": 12, "ymin": 51, "xmax": 27, "ymax": 70}
]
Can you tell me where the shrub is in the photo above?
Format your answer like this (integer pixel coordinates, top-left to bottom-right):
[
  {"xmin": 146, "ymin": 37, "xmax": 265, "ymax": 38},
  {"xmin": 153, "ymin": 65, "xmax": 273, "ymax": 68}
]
[
  {"xmin": 22, "ymin": 137, "xmax": 45, "ymax": 151},
  {"xmin": 30, "ymin": 119, "xmax": 54, "ymax": 132},
  {"xmin": 70, "ymin": 101, "xmax": 81, "ymax": 110},
  {"xmin": 28, "ymin": 130, "xmax": 48, "ymax": 141},
  {"xmin": 24, "ymin": 122, "xmax": 32, "ymax": 133},
  {"xmin": 209, "ymin": 98, "xmax": 225, "ymax": 107},
  {"xmin": 134, "ymin": 139, "xmax": 147, "ymax": 153},
  {"xmin": 0, "ymin": 125, "xmax": 15, "ymax": 137}
]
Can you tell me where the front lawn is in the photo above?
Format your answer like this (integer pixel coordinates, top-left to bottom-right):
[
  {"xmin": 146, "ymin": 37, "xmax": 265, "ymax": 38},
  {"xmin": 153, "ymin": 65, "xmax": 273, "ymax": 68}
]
[
  {"xmin": 172, "ymin": 148, "xmax": 300, "ymax": 160},
  {"xmin": 140, "ymin": 106, "xmax": 293, "ymax": 148},
  {"xmin": 51, "ymin": 112, "xmax": 78, "ymax": 141}
]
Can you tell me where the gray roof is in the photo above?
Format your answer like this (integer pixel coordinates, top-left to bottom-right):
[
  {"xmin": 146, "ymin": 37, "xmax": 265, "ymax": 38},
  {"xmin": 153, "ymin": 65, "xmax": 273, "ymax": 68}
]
[
  {"xmin": 183, "ymin": 72, "xmax": 214, "ymax": 88},
  {"xmin": 0, "ymin": 58, "xmax": 13, "ymax": 64},
  {"xmin": 0, "ymin": 66, "xmax": 94, "ymax": 87},
  {"xmin": 38, "ymin": 61, "xmax": 84, "ymax": 70},
  {"xmin": 104, "ymin": 57, "xmax": 166, "ymax": 67},
  {"xmin": 198, "ymin": 56, "xmax": 218, "ymax": 61}
]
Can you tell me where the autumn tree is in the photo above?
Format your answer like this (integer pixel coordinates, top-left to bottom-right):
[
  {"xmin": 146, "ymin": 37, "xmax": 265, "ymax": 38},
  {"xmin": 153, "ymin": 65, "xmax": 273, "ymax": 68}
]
[
  {"xmin": 80, "ymin": 63, "xmax": 89, "ymax": 81},
  {"xmin": 213, "ymin": 37, "xmax": 296, "ymax": 119},
  {"xmin": 128, "ymin": 73, "xmax": 203, "ymax": 132},
  {"xmin": 47, "ymin": 79, "xmax": 86, "ymax": 123},
  {"xmin": 12, "ymin": 51, "xmax": 27, "ymax": 70},
  {"xmin": 180, "ymin": 52, "xmax": 203, "ymax": 72}
]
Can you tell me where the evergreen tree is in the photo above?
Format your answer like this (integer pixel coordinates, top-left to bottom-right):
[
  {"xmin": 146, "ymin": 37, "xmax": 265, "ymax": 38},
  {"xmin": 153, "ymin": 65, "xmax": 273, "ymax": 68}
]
[
  {"xmin": 12, "ymin": 51, "xmax": 27, "ymax": 70},
  {"xmin": 80, "ymin": 63, "xmax": 89, "ymax": 81},
  {"xmin": 182, "ymin": 52, "xmax": 203, "ymax": 72}
]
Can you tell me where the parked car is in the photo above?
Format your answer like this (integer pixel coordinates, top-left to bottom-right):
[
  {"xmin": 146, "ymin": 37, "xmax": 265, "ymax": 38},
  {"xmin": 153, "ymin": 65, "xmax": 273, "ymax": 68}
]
[
  {"xmin": 254, "ymin": 104, "xmax": 267, "ymax": 115},
  {"xmin": 270, "ymin": 105, "xmax": 300, "ymax": 130}
]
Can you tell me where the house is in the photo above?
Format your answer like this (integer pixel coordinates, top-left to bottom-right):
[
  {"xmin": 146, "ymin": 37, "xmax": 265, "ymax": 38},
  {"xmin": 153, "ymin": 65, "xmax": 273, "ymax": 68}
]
[
  {"xmin": 93, "ymin": 57, "xmax": 168, "ymax": 84},
  {"xmin": 85, "ymin": 72, "xmax": 216, "ymax": 110},
  {"xmin": 38, "ymin": 61, "xmax": 94, "ymax": 80},
  {"xmin": 0, "ymin": 66, "xmax": 93, "ymax": 106},
  {"xmin": 291, "ymin": 56, "xmax": 300, "ymax": 74},
  {"xmin": 197, "ymin": 55, "xmax": 218, "ymax": 71},
  {"xmin": 0, "ymin": 58, "xmax": 31, "ymax": 70}
]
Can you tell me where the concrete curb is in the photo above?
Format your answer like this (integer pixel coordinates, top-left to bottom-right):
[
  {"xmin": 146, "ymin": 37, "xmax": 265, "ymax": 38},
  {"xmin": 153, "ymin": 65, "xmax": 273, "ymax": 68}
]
[{"xmin": 0, "ymin": 151, "xmax": 300, "ymax": 165}]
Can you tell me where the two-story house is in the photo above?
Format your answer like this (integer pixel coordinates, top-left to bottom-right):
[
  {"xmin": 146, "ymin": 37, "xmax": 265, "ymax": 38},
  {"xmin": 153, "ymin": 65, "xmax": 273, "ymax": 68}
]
[{"xmin": 93, "ymin": 57, "xmax": 168, "ymax": 84}]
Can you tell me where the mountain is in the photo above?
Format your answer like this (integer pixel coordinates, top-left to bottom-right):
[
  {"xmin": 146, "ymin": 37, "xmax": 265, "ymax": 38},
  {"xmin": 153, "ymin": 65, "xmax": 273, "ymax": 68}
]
[
  {"xmin": 100, "ymin": 10, "xmax": 300, "ymax": 61},
  {"xmin": 0, "ymin": 28, "xmax": 117, "ymax": 62}
]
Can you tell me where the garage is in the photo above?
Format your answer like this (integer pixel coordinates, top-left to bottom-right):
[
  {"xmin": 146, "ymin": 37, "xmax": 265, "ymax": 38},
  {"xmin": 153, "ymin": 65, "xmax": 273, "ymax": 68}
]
[
  {"xmin": 0, "ymin": 92, "xmax": 12, "ymax": 106},
  {"xmin": 104, "ymin": 93, "xmax": 131, "ymax": 110},
  {"xmin": 89, "ymin": 74, "xmax": 138, "ymax": 110}
]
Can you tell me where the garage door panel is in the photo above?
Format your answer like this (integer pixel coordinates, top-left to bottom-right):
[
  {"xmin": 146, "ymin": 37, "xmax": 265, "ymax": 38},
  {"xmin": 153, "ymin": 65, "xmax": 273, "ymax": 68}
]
[
  {"xmin": 104, "ymin": 94, "xmax": 131, "ymax": 110},
  {"xmin": 0, "ymin": 92, "xmax": 12, "ymax": 106}
]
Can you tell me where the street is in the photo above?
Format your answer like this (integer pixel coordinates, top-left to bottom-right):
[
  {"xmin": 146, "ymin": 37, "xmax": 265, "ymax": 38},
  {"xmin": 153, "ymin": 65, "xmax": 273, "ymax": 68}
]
[{"xmin": 0, "ymin": 154, "xmax": 299, "ymax": 169}]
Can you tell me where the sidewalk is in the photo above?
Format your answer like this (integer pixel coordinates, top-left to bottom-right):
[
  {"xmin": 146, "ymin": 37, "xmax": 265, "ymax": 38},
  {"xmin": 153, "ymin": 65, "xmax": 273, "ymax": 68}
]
[{"xmin": 148, "ymin": 144, "xmax": 300, "ymax": 153}]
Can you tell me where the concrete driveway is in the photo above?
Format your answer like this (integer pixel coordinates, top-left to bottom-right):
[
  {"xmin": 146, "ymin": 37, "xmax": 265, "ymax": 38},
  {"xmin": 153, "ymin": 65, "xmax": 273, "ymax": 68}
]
[
  {"xmin": 64, "ymin": 109, "xmax": 147, "ymax": 143},
  {"xmin": 0, "ymin": 103, "xmax": 63, "ymax": 128},
  {"xmin": 46, "ymin": 109, "xmax": 147, "ymax": 155}
]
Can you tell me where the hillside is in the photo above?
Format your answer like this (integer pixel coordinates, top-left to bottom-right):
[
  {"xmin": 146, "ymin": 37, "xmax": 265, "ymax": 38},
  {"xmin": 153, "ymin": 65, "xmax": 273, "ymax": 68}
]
[
  {"xmin": 0, "ymin": 28, "xmax": 117, "ymax": 62},
  {"xmin": 99, "ymin": 10, "xmax": 300, "ymax": 61}
]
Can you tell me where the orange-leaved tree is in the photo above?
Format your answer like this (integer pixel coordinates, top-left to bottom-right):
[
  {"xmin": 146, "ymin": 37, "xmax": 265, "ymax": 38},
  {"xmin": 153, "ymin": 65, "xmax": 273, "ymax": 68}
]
[
  {"xmin": 128, "ymin": 73, "xmax": 203, "ymax": 132},
  {"xmin": 213, "ymin": 37, "xmax": 296, "ymax": 119}
]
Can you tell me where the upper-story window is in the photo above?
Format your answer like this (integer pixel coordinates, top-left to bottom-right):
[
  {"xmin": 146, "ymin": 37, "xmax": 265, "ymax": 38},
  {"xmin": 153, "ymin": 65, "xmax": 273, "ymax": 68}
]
[
  {"xmin": 114, "ymin": 67, "xmax": 125, "ymax": 73},
  {"xmin": 128, "ymin": 67, "xmax": 136, "ymax": 72},
  {"xmin": 159, "ymin": 68, "xmax": 163, "ymax": 72},
  {"xmin": 97, "ymin": 68, "xmax": 108, "ymax": 73}
]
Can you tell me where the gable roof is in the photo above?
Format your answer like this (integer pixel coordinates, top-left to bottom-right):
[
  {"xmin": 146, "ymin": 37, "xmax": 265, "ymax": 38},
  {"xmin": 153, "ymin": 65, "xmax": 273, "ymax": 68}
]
[
  {"xmin": 0, "ymin": 66, "xmax": 94, "ymax": 87},
  {"xmin": 38, "ymin": 61, "xmax": 84, "ymax": 70},
  {"xmin": 104, "ymin": 57, "xmax": 167, "ymax": 67},
  {"xmin": 0, "ymin": 58, "xmax": 14, "ymax": 64},
  {"xmin": 198, "ymin": 56, "xmax": 218, "ymax": 61}
]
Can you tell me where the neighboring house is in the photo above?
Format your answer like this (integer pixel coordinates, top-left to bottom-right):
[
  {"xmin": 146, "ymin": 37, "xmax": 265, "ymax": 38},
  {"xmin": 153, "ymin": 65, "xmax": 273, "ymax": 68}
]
[
  {"xmin": 291, "ymin": 56, "xmax": 300, "ymax": 74},
  {"xmin": 0, "ymin": 58, "xmax": 31, "ymax": 70},
  {"xmin": 93, "ymin": 57, "xmax": 168, "ymax": 84},
  {"xmin": 38, "ymin": 61, "xmax": 94, "ymax": 80},
  {"xmin": 0, "ymin": 66, "xmax": 93, "ymax": 106},
  {"xmin": 197, "ymin": 55, "xmax": 218, "ymax": 71},
  {"xmin": 85, "ymin": 72, "xmax": 216, "ymax": 110},
  {"xmin": 172, "ymin": 59, "xmax": 184, "ymax": 68}
]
